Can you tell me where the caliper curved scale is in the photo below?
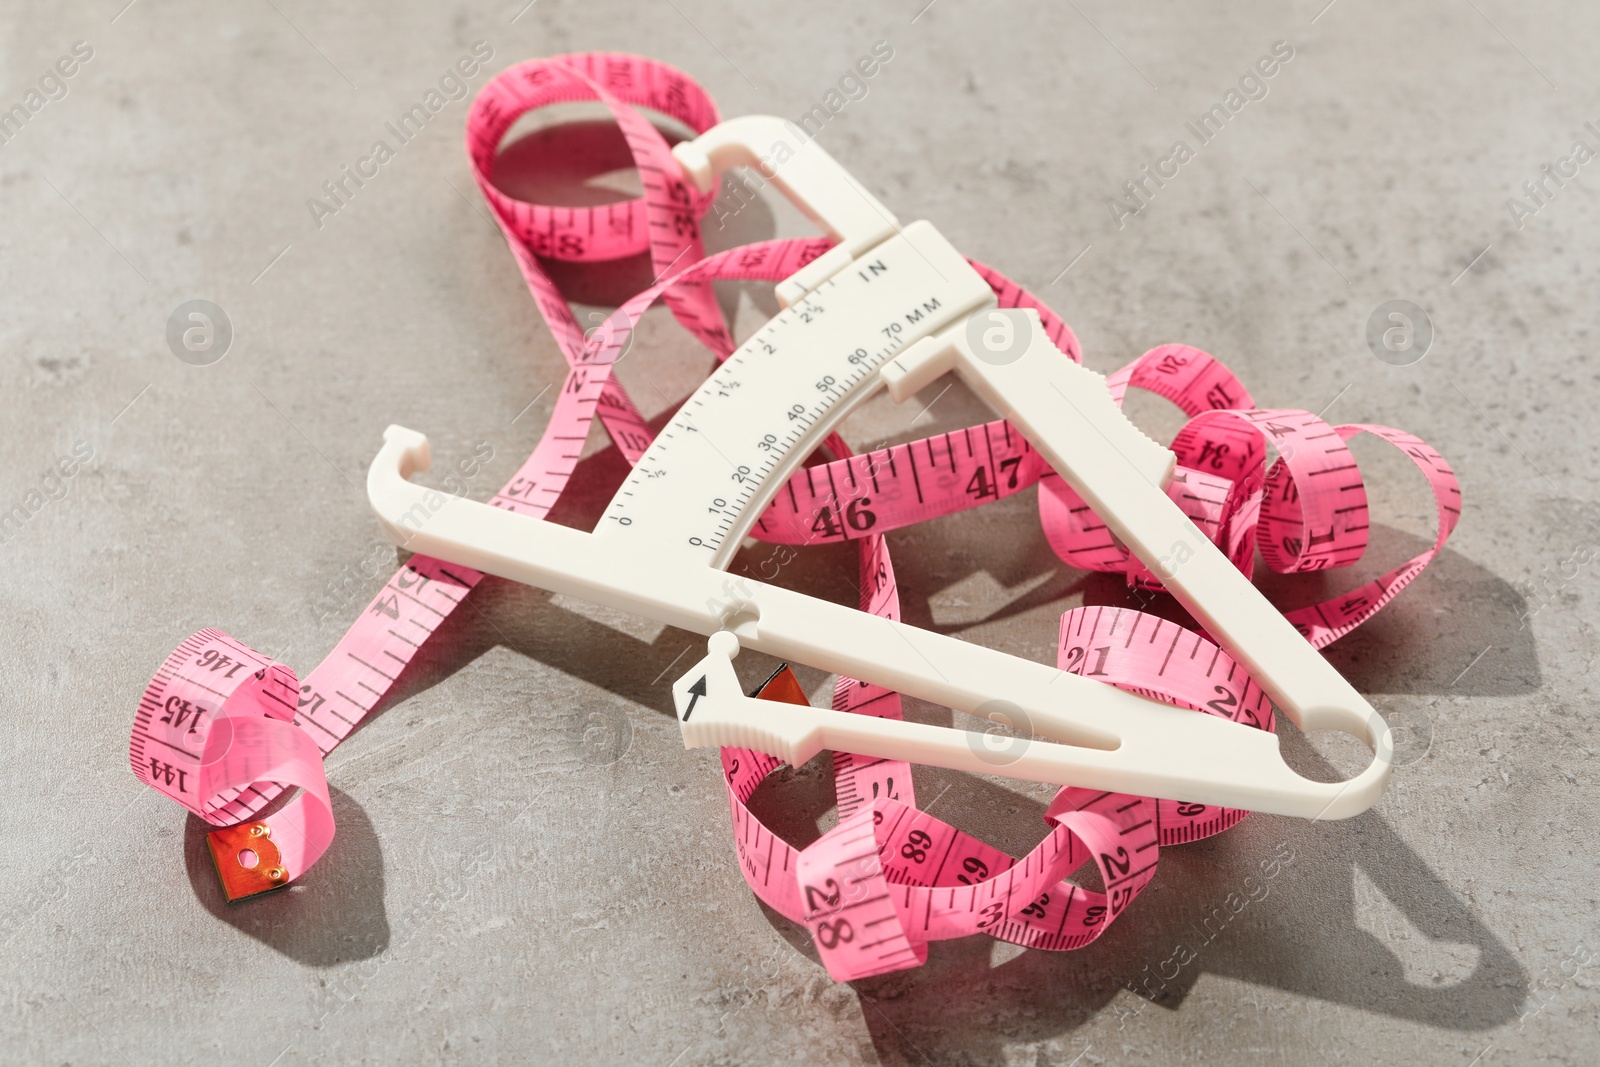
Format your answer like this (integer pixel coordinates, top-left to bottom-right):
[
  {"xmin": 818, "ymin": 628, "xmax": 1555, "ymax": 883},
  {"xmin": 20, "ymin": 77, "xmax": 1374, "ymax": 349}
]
[{"xmin": 365, "ymin": 116, "xmax": 1393, "ymax": 820}]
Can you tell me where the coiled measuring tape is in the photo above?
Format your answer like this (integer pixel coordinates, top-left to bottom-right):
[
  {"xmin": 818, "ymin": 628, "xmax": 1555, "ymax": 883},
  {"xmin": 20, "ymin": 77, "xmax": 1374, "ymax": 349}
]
[{"xmin": 130, "ymin": 53, "xmax": 1459, "ymax": 982}]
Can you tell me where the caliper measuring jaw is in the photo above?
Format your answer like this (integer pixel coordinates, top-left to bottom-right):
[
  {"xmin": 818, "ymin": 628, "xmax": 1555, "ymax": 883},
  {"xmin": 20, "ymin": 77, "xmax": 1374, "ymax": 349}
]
[{"xmin": 365, "ymin": 116, "xmax": 1394, "ymax": 821}]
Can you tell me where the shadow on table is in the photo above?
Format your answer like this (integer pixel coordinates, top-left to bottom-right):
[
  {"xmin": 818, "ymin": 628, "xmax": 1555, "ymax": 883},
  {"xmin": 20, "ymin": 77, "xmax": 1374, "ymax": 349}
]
[
  {"xmin": 839, "ymin": 753, "xmax": 1527, "ymax": 1064},
  {"xmin": 715, "ymin": 702, "xmax": 1528, "ymax": 1062},
  {"xmin": 184, "ymin": 787, "xmax": 390, "ymax": 967}
]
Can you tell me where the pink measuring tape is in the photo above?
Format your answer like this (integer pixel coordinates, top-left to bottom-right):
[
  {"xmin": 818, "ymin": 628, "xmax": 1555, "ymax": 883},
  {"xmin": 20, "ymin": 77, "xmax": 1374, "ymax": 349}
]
[{"xmin": 130, "ymin": 53, "xmax": 1460, "ymax": 982}]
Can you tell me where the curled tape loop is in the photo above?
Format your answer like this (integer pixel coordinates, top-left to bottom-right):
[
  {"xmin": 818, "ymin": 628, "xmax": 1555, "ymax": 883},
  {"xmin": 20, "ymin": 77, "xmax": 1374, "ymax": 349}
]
[{"xmin": 131, "ymin": 630, "xmax": 333, "ymax": 897}]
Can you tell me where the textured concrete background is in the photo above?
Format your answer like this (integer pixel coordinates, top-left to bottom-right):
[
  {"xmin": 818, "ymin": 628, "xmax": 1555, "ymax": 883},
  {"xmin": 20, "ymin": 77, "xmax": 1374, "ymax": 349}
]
[{"xmin": 2, "ymin": 0, "xmax": 1597, "ymax": 1063}]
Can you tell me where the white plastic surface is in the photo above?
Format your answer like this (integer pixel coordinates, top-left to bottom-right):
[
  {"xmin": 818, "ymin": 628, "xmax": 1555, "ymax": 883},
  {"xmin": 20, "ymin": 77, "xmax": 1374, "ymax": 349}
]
[{"xmin": 365, "ymin": 116, "xmax": 1394, "ymax": 820}]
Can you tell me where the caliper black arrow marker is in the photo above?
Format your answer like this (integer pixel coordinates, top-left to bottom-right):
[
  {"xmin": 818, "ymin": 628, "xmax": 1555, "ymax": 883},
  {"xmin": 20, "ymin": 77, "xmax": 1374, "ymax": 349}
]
[{"xmin": 681, "ymin": 675, "xmax": 707, "ymax": 721}]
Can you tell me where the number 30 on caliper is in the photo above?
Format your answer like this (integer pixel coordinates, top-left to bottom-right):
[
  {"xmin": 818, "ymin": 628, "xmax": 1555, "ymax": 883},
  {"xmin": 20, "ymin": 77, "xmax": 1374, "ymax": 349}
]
[{"xmin": 365, "ymin": 115, "xmax": 1394, "ymax": 820}]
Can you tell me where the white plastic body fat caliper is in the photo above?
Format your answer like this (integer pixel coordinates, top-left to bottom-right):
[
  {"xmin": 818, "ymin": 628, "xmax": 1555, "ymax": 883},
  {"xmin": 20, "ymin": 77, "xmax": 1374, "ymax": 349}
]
[{"xmin": 364, "ymin": 116, "xmax": 1393, "ymax": 819}]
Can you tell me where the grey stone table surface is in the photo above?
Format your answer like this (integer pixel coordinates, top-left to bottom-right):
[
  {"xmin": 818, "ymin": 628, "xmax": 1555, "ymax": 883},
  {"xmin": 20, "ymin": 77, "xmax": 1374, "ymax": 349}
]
[{"xmin": 2, "ymin": 0, "xmax": 1597, "ymax": 1063}]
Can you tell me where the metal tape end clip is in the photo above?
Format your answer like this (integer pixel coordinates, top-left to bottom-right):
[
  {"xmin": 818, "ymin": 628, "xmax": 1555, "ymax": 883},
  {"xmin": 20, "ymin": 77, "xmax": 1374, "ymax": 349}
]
[
  {"xmin": 750, "ymin": 664, "xmax": 809, "ymax": 706},
  {"xmin": 206, "ymin": 821, "xmax": 291, "ymax": 903}
]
